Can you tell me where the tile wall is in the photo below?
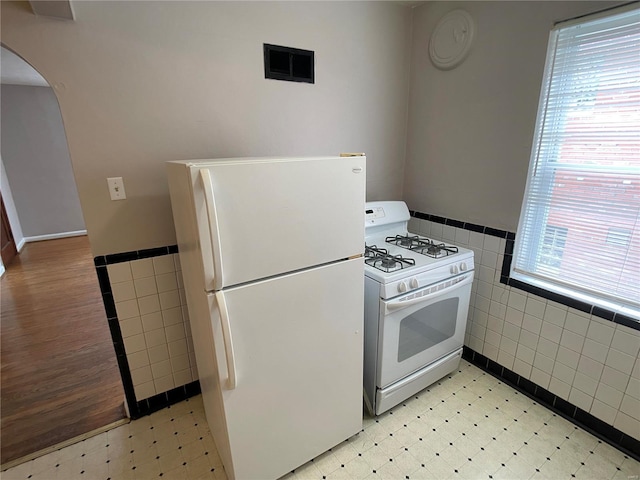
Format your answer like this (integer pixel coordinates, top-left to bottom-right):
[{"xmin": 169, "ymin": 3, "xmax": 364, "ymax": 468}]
[
  {"xmin": 408, "ymin": 215, "xmax": 640, "ymax": 443},
  {"xmin": 103, "ymin": 252, "xmax": 198, "ymax": 403}
]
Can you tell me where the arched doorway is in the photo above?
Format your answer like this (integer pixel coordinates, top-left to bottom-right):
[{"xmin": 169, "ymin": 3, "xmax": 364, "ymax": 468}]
[{"xmin": 0, "ymin": 46, "xmax": 126, "ymax": 467}]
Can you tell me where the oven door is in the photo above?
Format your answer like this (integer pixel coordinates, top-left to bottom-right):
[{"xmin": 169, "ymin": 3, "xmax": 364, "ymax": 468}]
[{"xmin": 377, "ymin": 273, "xmax": 473, "ymax": 388}]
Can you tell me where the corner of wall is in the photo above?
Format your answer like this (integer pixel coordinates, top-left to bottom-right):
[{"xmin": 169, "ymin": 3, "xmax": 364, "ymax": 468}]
[{"xmin": 0, "ymin": 155, "xmax": 25, "ymax": 246}]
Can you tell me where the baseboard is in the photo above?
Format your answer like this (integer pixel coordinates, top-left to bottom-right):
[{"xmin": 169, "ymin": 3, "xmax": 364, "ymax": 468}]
[
  {"xmin": 0, "ymin": 264, "xmax": 5, "ymax": 277},
  {"xmin": 133, "ymin": 380, "xmax": 201, "ymax": 419},
  {"xmin": 16, "ymin": 238, "xmax": 26, "ymax": 252},
  {"xmin": 23, "ymin": 230, "xmax": 87, "ymax": 243}
]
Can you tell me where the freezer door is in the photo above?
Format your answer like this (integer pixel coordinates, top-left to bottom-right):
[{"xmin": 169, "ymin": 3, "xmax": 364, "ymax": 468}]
[
  {"xmin": 208, "ymin": 258, "xmax": 364, "ymax": 480},
  {"xmin": 192, "ymin": 156, "xmax": 365, "ymax": 290}
]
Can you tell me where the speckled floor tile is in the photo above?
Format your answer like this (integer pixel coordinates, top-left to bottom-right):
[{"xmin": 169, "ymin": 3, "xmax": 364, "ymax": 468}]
[{"xmin": 2, "ymin": 361, "xmax": 638, "ymax": 480}]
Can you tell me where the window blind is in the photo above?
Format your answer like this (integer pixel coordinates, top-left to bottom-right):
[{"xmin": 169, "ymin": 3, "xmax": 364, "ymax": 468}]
[{"xmin": 512, "ymin": 6, "xmax": 640, "ymax": 319}]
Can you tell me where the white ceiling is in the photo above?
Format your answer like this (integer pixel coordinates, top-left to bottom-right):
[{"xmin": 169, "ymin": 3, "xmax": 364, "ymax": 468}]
[{"xmin": 1, "ymin": 47, "xmax": 49, "ymax": 87}]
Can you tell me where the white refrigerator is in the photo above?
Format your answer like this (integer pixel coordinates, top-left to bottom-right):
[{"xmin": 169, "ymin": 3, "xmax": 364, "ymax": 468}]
[{"xmin": 166, "ymin": 156, "xmax": 366, "ymax": 480}]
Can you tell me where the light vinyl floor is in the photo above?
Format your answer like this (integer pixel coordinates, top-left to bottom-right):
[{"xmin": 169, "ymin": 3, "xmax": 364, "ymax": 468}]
[{"xmin": 3, "ymin": 361, "xmax": 639, "ymax": 480}]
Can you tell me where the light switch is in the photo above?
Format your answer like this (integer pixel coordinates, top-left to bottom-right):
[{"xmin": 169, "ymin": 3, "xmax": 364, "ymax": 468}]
[{"xmin": 107, "ymin": 177, "xmax": 126, "ymax": 200}]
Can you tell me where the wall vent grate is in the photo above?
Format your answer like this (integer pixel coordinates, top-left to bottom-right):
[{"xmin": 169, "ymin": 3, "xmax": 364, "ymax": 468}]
[{"xmin": 264, "ymin": 44, "xmax": 314, "ymax": 84}]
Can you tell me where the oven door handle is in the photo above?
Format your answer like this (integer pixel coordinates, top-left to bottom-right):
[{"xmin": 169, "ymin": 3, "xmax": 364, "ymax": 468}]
[{"xmin": 386, "ymin": 273, "xmax": 473, "ymax": 311}]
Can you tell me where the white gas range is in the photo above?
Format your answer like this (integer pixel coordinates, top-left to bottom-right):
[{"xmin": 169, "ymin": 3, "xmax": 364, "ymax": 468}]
[{"xmin": 363, "ymin": 201, "xmax": 475, "ymax": 415}]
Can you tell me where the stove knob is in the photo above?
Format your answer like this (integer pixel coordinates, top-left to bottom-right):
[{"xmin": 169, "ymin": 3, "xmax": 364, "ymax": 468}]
[
  {"xmin": 460, "ymin": 262, "xmax": 467, "ymax": 271},
  {"xmin": 410, "ymin": 278, "xmax": 419, "ymax": 289},
  {"xmin": 450, "ymin": 265, "xmax": 459, "ymax": 275},
  {"xmin": 398, "ymin": 281, "xmax": 408, "ymax": 293}
]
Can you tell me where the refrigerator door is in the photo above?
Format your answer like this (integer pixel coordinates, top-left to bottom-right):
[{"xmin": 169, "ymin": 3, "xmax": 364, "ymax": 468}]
[
  {"xmin": 209, "ymin": 257, "xmax": 364, "ymax": 480},
  {"xmin": 191, "ymin": 156, "xmax": 365, "ymax": 291}
]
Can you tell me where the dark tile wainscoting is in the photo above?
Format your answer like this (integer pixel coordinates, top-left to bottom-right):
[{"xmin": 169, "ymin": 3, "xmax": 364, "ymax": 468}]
[
  {"xmin": 411, "ymin": 210, "xmax": 638, "ymax": 332},
  {"xmin": 410, "ymin": 210, "xmax": 640, "ymax": 460},
  {"xmin": 94, "ymin": 245, "xmax": 201, "ymax": 419}
]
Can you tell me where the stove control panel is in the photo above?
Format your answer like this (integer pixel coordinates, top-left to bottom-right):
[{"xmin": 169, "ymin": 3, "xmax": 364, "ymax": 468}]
[
  {"xmin": 450, "ymin": 262, "xmax": 470, "ymax": 275},
  {"xmin": 397, "ymin": 277, "xmax": 422, "ymax": 293},
  {"xmin": 366, "ymin": 206, "xmax": 386, "ymax": 221},
  {"xmin": 364, "ymin": 201, "xmax": 410, "ymax": 227},
  {"xmin": 375, "ymin": 252, "xmax": 475, "ymax": 300}
]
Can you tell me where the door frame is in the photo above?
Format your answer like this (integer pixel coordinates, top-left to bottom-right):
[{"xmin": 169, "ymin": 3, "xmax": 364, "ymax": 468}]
[{"xmin": 1, "ymin": 195, "xmax": 18, "ymax": 268}]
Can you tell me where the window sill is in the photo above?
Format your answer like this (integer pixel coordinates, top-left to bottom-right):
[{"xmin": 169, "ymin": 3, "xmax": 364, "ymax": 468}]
[{"xmin": 500, "ymin": 258, "xmax": 640, "ymax": 331}]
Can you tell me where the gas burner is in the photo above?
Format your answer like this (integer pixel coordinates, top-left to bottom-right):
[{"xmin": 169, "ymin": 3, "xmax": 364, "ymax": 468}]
[
  {"xmin": 398, "ymin": 237, "xmax": 413, "ymax": 247},
  {"xmin": 386, "ymin": 235, "xmax": 422, "ymax": 248},
  {"xmin": 385, "ymin": 234, "xmax": 459, "ymax": 259},
  {"xmin": 365, "ymin": 244, "xmax": 416, "ymax": 273},
  {"xmin": 412, "ymin": 242, "xmax": 459, "ymax": 258},
  {"xmin": 381, "ymin": 257, "xmax": 399, "ymax": 269}
]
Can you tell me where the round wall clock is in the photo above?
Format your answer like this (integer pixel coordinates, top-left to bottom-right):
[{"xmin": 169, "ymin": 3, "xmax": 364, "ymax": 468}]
[{"xmin": 429, "ymin": 9, "xmax": 475, "ymax": 70}]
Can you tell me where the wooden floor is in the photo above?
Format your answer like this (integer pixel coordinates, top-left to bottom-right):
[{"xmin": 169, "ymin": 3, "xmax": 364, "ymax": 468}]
[{"xmin": 1, "ymin": 236, "xmax": 125, "ymax": 465}]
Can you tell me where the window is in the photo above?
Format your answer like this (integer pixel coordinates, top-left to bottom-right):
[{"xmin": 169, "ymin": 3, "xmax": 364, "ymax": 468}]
[
  {"xmin": 605, "ymin": 227, "xmax": 632, "ymax": 248},
  {"xmin": 539, "ymin": 225, "xmax": 568, "ymax": 270},
  {"xmin": 512, "ymin": 5, "xmax": 640, "ymax": 320}
]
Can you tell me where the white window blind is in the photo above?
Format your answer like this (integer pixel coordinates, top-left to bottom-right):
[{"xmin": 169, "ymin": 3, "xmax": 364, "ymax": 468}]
[{"xmin": 512, "ymin": 6, "xmax": 640, "ymax": 319}]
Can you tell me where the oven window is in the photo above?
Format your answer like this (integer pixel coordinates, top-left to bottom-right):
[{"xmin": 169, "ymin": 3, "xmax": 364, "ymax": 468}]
[{"xmin": 397, "ymin": 298, "xmax": 458, "ymax": 362}]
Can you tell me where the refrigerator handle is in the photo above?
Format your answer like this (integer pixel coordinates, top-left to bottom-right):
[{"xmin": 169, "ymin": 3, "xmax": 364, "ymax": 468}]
[
  {"xmin": 215, "ymin": 290, "xmax": 237, "ymax": 389},
  {"xmin": 200, "ymin": 169, "xmax": 224, "ymax": 290}
]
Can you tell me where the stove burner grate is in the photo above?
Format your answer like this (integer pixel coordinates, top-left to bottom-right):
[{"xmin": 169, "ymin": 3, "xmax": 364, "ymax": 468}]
[
  {"xmin": 413, "ymin": 242, "xmax": 459, "ymax": 258},
  {"xmin": 386, "ymin": 234, "xmax": 422, "ymax": 248},
  {"xmin": 365, "ymin": 244, "xmax": 416, "ymax": 273},
  {"xmin": 385, "ymin": 234, "xmax": 459, "ymax": 259}
]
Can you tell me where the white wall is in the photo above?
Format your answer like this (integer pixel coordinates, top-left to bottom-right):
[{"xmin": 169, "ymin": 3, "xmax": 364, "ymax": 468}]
[
  {"xmin": 1, "ymin": 1, "xmax": 412, "ymax": 256},
  {"xmin": 404, "ymin": 1, "xmax": 618, "ymax": 232},
  {"xmin": 405, "ymin": 1, "xmax": 639, "ymax": 440},
  {"xmin": 1, "ymin": 84, "xmax": 85, "ymax": 239}
]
